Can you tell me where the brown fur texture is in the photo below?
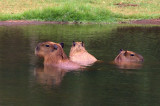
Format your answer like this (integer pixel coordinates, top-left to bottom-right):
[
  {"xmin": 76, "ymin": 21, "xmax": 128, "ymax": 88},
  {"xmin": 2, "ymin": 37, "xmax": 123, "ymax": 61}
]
[
  {"xmin": 69, "ymin": 41, "xmax": 97, "ymax": 66},
  {"xmin": 35, "ymin": 41, "xmax": 82, "ymax": 70},
  {"xmin": 114, "ymin": 49, "xmax": 143, "ymax": 69}
]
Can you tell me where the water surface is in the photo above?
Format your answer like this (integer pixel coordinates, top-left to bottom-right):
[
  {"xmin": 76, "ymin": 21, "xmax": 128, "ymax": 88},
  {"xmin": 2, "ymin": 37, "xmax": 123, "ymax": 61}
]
[{"xmin": 0, "ymin": 24, "xmax": 160, "ymax": 106}]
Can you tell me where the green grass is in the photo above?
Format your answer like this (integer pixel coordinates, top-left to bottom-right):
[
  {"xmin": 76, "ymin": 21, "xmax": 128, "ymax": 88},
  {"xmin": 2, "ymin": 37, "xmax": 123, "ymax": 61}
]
[
  {"xmin": 22, "ymin": 4, "xmax": 118, "ymax": 22},
  {"xmin": 0, "ymin": 0, "xmax": 159, "ymax": 22}
]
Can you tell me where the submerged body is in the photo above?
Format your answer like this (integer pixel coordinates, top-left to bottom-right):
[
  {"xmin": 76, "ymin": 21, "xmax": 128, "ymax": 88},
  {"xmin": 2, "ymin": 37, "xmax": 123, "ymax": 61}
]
[
  {"xmin": 35, "ymin": 41, "xmax": 82, "ymax": 70},
  {"xmin": 35, "ymin": 65, "xmax": 68, "ymax": 86},
  {"xmin": 69, "ymin": 41, "xmax": 97, "ymax": 66},
  {"xmin": 114, "ymin": 49, "xmax": 143, "ymax": 69}
]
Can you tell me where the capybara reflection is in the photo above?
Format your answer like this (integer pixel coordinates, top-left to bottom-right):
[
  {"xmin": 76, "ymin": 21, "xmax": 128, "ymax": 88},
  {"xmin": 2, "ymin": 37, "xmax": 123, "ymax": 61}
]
[
  {"xmin": 69, "ymin": 41, "xmax": 97, "ymax": 66},
  {"xmin": 35, "ymin": 66, "xmax": 67, "ymax": 86},
  {"xmin": 35, "ymin": 41, "xmax": 82, "ymax": 70},
  {"xmin": 114, "ymin": 49, "xmax": 143, "ymax": 69}
]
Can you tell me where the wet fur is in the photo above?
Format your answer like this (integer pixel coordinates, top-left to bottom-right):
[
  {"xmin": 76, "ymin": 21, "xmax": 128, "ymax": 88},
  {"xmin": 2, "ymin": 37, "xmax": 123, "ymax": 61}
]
[
  {"xmin": 114, "ymin": 50, "xmax": 143, "ymax": 69},
  {"xmin": 35, "ymin": 41, "xmax": 81, "ymax": 70},
  {"xmin": 114, "ymin": 50, "xmax": 143, "ymax": 63},
  {"xmin": 69, "ymin": 41, "xmax": 97, "ymax": 66}
]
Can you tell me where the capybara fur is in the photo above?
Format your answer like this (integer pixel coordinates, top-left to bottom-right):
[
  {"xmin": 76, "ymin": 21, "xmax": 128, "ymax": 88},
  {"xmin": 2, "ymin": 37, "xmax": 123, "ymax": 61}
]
[
  {"xmin": 114, "ymin": 49, "xmax": 143, "ymax": 63},
  {"xmin": 114, "ymin": 49, "xmax": 143, "ymax": 69},
  {"xmin": 35, "ymin": 41, "xmax": 82, "ymax": 70},
  {"xmin": 69, "ymin": 41, "xmax": 97, "ymax": 66}
]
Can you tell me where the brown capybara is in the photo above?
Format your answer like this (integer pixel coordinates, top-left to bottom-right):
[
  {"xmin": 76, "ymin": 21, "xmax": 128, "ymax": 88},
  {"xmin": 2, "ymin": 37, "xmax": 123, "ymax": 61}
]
[
  {"xmin": 35, "ymin": 41, "xmax": 82, "ymax": 70},
  {"xmin": 114, "ymin": 49, "xmax": 143, "ymax": 69},
  {"xmin": 69, "ymin": 41, "xmax": 97, "ymax": 66}
]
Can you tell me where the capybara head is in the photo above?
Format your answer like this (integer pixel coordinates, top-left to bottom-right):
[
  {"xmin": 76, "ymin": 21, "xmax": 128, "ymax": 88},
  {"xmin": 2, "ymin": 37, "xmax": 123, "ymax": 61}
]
[
  {"xmin": 35, "ymin": 41, "xmax": 67, "ymax": 60},
  {"xmin": 114, "ymin": 49, "xmax": 143, "ymax": 63},
  {"xmin": 71, "ymin": 41, "xmax": 85, "ymax": 52}
]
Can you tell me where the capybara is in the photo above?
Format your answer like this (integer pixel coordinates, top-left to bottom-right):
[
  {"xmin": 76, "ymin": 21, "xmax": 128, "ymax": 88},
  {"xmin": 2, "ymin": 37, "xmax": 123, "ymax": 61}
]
[
  {"xmin": 69, "ymin": 41, "xmax": 97, "ymax": 66},
  {"xmin": 114, "ymin": 49, "xmax": 143, "ymax": 69},
  {"xmin": 35, "ymin": 41, "xmax": 82, "ymax": 70},
  {"xmin": 114, "ymin": 49, "xmax": 143, "ymax": 63}
]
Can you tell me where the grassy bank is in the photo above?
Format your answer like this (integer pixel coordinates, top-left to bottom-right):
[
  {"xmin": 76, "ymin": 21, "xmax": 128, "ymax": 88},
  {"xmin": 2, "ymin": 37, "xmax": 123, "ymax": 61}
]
[{"xmin": 0, "ymin": 0, "xmax": 159, "ymax": 22}]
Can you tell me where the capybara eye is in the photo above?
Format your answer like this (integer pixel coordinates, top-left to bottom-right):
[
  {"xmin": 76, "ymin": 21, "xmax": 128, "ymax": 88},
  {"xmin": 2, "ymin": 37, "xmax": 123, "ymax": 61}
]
[
  {"xmin": 130, "ymin": 54, "xmax": 134, "ymax": 56},
  {"xmin": 45, "ymin": 45, "xmax": 50, "ymax": 47}
]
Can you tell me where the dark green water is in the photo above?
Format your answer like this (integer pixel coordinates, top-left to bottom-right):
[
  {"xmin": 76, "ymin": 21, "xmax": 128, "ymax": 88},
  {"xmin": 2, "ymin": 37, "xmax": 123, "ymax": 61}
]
[{"xmin": 0, "ymin": 24, "xmax": 160, "ymax": 106}]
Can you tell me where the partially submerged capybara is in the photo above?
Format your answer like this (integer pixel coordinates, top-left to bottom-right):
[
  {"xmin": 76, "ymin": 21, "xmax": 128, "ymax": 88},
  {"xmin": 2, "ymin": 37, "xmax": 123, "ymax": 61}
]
[
  {"xmin": 35, "ymin": 41, "xmax": 82, "ymax": 70},
  {"xmin": 114, "ymin": 49, "xmax": 143, "ymax": 69},
  {"xmin": 69, "ymin": 41, "xmax": 97, "ymax": 66},
  {"xmin": 114, "ymin": 49, "xmax": 143, "ymax": 63}
]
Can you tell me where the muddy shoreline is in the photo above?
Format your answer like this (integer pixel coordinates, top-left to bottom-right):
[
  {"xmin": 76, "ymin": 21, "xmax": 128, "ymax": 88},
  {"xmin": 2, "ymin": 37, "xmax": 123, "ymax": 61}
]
[{"xmin": 0, "ymin": 19, "xmax": 159, "ymax": 26}]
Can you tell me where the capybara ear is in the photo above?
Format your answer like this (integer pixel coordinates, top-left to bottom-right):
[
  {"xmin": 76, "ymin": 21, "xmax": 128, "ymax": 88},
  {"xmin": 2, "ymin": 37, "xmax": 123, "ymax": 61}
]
[
  {"xmin": 53, "ymin": 44, "xmax": 58, "ymax": 50},
  {"xmin": 119, "ymin": 49, "xmax": 123, "ymax": 53},
  {"xmin": 73, "ymin": 41, "xmax": 76, "ymax": 46},
  {"xmin": 81, "ymin": 41, "xmax": 84, "ymax": 47},
  {"xmin": 60, "ymin": 43, "xmax": 64, "ymax": 48},
  {"xmin": 120, "ymin": 49, "xmax": 123, "ymax": 52}
]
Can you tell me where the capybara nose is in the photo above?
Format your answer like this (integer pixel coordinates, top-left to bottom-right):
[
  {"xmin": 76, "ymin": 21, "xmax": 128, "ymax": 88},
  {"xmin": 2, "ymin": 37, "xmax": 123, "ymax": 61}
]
[
  {"xmin": 36, "ymin": 46, "xmax": 40, "ymax": 51},
  {"xmin": 138, "ymin": 55, "xmax": 144, "ymax": 62}
]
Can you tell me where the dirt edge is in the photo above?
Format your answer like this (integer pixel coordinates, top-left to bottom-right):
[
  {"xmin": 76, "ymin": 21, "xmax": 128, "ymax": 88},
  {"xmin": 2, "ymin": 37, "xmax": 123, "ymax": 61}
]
[{"xmin": 0, "ymin": 19, "xmax": 159, "ymax": 26}]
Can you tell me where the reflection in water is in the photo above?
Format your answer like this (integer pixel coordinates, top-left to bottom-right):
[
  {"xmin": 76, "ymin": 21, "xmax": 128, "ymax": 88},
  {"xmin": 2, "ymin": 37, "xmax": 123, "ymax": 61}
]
[
  {"xmin": 0, "ymin": 25, "xmax": 160, "ymax": 105},
  {"xmin": 115, "ymin": 62, "xmax": 143, "ymax": 69},
  {"xmin": 34, "ymin": 65, "xmax": 68, "ymax": 86}
]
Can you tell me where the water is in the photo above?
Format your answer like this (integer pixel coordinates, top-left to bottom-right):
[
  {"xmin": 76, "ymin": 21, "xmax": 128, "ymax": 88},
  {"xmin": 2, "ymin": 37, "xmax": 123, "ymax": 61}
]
[{"xmin": 0, "ymin": 24, "xmax": 160, "ymax": 106}]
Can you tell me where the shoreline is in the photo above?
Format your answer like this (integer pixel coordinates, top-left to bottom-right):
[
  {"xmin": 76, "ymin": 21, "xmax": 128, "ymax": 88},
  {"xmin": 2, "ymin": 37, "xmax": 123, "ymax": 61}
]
[{"xmin": 0, "ymin": 19, "xmax": 159, "ymax": 26}]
